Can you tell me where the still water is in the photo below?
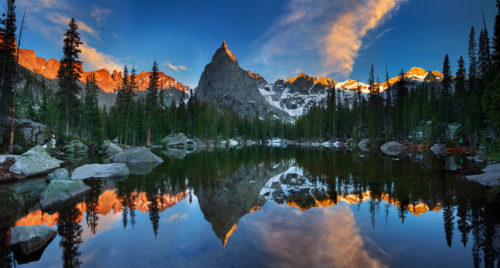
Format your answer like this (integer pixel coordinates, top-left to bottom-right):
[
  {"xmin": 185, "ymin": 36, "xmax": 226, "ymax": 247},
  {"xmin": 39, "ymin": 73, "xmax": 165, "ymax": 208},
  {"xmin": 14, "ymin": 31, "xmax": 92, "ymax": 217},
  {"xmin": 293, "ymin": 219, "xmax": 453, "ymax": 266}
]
[{"xmin": 0, "ymin": 147, "xmax": 499, "ymax": 267}]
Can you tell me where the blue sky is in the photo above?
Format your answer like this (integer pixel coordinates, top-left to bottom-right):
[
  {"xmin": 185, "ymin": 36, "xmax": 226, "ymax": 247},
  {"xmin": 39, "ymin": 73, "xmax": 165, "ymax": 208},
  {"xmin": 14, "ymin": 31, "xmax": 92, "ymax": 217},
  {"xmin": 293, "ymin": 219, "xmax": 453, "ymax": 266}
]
[{"xmin": 16, "ymin": 0, "xmax": 497, "ymax": 87}]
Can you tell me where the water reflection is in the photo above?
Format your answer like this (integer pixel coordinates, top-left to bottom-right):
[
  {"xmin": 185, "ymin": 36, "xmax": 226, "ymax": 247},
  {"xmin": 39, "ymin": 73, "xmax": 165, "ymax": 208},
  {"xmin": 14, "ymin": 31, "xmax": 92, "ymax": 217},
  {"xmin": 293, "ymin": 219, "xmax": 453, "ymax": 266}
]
[{"xmin": 0, "ymin": 147, "xmax": 498, "ymax": 267}]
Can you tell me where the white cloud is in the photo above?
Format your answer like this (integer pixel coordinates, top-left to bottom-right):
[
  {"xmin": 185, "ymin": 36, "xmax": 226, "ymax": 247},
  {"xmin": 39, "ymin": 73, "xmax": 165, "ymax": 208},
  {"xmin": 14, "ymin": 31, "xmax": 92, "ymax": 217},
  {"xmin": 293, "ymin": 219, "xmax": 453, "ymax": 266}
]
[
  {"xmin": 91, "ymin": 5, "xmax": 111, "ymax": 23},
  {"xmin": 80, "ymin": 42, "xmax": 121, "ymax": 71},
  {"xmin": 17, "ymin": 0, "xmax": 68, "ymax": 12}
]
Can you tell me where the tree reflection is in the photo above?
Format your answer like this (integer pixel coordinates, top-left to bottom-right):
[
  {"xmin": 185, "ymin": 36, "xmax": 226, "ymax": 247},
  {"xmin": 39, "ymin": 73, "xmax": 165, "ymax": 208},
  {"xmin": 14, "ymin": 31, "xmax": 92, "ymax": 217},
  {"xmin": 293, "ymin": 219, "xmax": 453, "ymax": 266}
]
[
  {"xmin": 58, "ymin": 205, "xmax": 83, "ymax": 268},
  {"xmin": 85, "ymin": 181, "xmax": 102, "ymax": 235}
]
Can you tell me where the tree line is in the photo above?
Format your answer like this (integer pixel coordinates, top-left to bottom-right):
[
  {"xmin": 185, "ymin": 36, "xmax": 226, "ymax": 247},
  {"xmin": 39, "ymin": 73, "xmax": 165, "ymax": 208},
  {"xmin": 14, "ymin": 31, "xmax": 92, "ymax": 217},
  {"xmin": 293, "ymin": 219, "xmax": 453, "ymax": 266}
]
[{"xmin": 1, "ymin": 1, "xmax": 499, "ymax": 153}]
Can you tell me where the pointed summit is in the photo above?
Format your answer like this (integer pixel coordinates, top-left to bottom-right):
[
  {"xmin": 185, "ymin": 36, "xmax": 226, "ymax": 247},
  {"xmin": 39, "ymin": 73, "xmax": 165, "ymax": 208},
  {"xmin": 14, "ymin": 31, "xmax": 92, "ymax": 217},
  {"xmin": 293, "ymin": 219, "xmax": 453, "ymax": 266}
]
[{"xmin": 214, "ymin": 40, "xmax": 237, "ymax": 63}]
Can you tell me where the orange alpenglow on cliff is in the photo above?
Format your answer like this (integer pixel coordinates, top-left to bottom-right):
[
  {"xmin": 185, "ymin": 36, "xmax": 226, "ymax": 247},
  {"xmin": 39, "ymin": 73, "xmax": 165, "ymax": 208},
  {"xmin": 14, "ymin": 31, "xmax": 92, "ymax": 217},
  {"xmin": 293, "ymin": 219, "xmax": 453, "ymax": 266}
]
[{"xmin": 18, "ymin": 49, "xmax": 188, "ymax": 93}]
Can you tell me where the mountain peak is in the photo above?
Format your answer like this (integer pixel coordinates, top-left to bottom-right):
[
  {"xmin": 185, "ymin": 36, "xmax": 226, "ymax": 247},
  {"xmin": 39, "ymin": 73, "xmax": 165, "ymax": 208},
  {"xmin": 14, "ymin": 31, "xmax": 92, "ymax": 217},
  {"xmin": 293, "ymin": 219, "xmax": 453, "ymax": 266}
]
[
  {"xmin": 214, "ymin": 40, "xmax": 237, "ymax": 63},
  {"xmin": 405, "ymin": 67, "xmax": 427, "ymax": 78}
]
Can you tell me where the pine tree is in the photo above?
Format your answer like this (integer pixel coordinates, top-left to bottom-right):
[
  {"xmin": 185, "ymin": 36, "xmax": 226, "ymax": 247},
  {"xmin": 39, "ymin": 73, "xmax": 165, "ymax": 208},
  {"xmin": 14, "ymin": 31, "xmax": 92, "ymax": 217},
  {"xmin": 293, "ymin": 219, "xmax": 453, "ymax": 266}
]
[
  {"xmin": 84, "ymin": 73, "xmax": 103, "ymax": 147},
  {"xmin": 57, "ymin": 18, "xmax": 83, "ymax": 135},
  {"xmin": 466, "ymin": 27, "xmax": 483, "ymax": 148},
  {"xmin": 455, "ymin": 56, "xmax": 467, "ymax": 129},
  {"xmin": 439, "ymin": 55, "xmax": 452, "ymax": 141},
  {"xmin": 468, "ymin": 27, "xmax": 478, "ymax": 92},
  {"xmin": 0, "ymin": 0, "xmax": 16, "ymax": 118},
  {"xmin": 146, "ymin": 60, "xmax": 159, "ymax": 146},
  {"xmin": 116, "ymin": 65, "xmax": 128, "ymax": 143},
  {"xmin": 493, "ymin": 1, "xmax": 500, "ymax": 66},
  {"xmin": 125, "ymin": 66, "xmax": 137, "ymax": 145},
  {"xmin": 384, "ymin": 67, "xmax": 393, "ymax": 140},
  {"xmin": 393, "ymin": 70, "xmax": 408, "ymax": 140},
  {"xmin": 478, "ymin": 15, "xmax": 492, "ymax": 77}
]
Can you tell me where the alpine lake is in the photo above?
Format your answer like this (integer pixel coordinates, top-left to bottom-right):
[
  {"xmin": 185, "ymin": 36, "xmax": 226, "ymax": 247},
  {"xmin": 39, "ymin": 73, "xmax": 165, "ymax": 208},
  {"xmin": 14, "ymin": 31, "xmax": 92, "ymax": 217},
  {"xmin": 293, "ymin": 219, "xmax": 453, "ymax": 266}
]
[{"xmin": 1, "ymin": 146, "xmax": 499, "ymax": 267}]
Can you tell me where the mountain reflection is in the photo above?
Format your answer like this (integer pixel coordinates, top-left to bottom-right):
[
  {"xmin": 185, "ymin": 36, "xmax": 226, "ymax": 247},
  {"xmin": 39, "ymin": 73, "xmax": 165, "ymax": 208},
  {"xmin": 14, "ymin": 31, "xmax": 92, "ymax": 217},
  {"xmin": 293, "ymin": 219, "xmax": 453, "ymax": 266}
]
[{"xmin": 1, "ymin": 147, "xmax": 499, "ymax": 267}]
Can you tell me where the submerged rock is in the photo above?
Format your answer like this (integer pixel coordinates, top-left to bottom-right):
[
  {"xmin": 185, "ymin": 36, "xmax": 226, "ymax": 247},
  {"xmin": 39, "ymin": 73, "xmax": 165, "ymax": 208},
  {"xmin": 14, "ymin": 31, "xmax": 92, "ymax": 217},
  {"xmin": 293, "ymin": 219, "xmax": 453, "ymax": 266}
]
[
  {"xmin": 45, "ymin": 168, "xmax": 69, "ymax": 183},
  {"xmin": 430, "ymin": 144, "xmax": 446, "ymax": 156},
  {"xmin": 161, "ymin": 133, "xmax": 188, "ymax": 148},
  {"xmin": 381, "ymin": 142, "xmax": 405, "ymax": 156},
  {"xmin": 71, "ymin": 163, "xmax": 129, "ymax": 180},
  {"xmin": 358, "ymin": 139, "xmax": 370, "ymax": 152},
  {"xmin": 10, "ymin": 225, "xmax": 57, "ymax": 255},
  {"xmin": 162, "ymin": 148, "xmax": 187, "ymax": 159},
  {"xmin": 465, "ymin": 164, "xmax": 500, "ymax": 187},
  {"xmin": 40, "ymin": 180, "xmax": 91, "ymax": 210},
  {"xmin": 126, "ymin": 162, "xmax": 161, "ymax": 175},
  {"xmin": 112, "ymin": 147, "xmax": 163, "ymax": 163},
  {"xmin": 9, "ymin": 146, "xmax": 62, "ymax": 177}
]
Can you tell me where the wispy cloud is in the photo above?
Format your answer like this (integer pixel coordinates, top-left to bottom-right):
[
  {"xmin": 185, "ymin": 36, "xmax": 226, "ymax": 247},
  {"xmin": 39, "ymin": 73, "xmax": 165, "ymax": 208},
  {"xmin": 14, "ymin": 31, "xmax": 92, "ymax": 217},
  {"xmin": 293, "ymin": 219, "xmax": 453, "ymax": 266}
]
[
  {"xmin": 17, "ymin": 0, "xmax": 68, "ymax": 13},
  {"xmin": 251, "ymin": 0, "xmax": 404, "ymax": 79},
  {"xmin": 324, "ymin": 0, "xmax": 403, "ymax": 76},
  {"xmin": 163, "ymin": 61, "xmax": 188, "ymax": 72},
  {"xmin": 91, "ymin": 5, "xmax": 111, "ymax": 24},
  {"xmin": 47, "ymin": 12, "xmax": 99, "ymax": 39},
  {"xmin": 80, "ymin": 42, "xmax": 121, "ymax": 71}
]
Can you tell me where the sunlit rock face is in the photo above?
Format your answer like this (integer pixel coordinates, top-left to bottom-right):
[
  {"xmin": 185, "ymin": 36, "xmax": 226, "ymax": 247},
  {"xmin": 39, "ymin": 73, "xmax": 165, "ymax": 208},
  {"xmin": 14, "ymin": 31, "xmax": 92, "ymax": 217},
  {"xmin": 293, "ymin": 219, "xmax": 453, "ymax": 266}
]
[
  {"xmin": 195, "ymin": 161, "xmax": 290, "ymax": 245},
  {"xmin": 18, "ymin": 49, "xmax": 188, "ymax": 93},
  {"xmin": 195, "ymin": 41, "xmax": 291, "ymax": 120},
  {"xmin": 14, "ymin": 189, "xmax": 188, "ymax": 228}
]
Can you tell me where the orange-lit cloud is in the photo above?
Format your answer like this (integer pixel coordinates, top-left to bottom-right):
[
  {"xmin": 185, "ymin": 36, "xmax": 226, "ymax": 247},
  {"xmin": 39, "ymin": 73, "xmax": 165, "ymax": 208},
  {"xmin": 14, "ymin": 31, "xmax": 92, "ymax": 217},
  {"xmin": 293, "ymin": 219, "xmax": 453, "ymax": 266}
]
[
  {"xmin": 80, "ymin": 42, "xmax": 122, "ymax": 71},
  {"xmin": 164, "ymin": 61, "xmax": 188, "ymax": 72},
  {"xmin": 250, "ymin": 0, "xmax": 403, "ymax": 80},
  {"xmin": 47, "ymin": 12, "xmax": 98, "ymax": 39},
  {"xmin": 323, "ymin": 0, "xmax": 403, "ymax": 76}
]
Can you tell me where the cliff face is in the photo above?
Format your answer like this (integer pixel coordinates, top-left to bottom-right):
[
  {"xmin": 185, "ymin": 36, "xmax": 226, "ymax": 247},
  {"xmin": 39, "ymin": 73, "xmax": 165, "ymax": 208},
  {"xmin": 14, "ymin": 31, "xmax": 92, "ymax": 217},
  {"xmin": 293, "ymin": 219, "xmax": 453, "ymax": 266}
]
[{"xmin": 18, "ymin": 49, "xmax": 188, "ymax": 93}]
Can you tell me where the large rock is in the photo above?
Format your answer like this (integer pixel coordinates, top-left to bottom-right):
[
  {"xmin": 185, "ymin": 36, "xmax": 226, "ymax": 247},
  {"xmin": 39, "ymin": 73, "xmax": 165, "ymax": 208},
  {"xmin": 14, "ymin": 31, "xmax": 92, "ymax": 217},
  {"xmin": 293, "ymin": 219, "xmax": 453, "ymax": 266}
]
[
  {"xmin": 64, "ymin": 140, "xmax": 88, "ymax": 155},
  {"xmin": 0, "ymin": 117, "xmax": 49, "ymax": 147},
  {"xmin": 9, "ymin": 146, "xmax": 62, "ymax": 177},
  {"xmin": 112, "ymin": 147, "xmax": 164, "ymax": 163},
  {"xmin": 45, "ymin": 168, "xmax": 69, "ymax": 182},
  {"xmin": 40, "ymin": 180, "xmax": 91, "ymax": 210},
  {"xmin": 465, "ymin": 164, "xmax": 500, "ymax": 187},
  {"xmin": 161, "ymin": 133, "xmax": 187, "ymax": 148},
  {"xmin": 380, "ymin": 142, "xmax": 405, "ymax": 156},
  {"xmin": 10, "ymin": 225, "xmax": 57, "ymax": 255},
  {"xmin": 105, "ymin": 142, "xmax": 123, "ymax": 156},
  {"xmin": 358, "ymin": 139, "xmax": 370, "ymax": 152},
  {"xmin": 71, "ymin": 163, "xmax": 129, "ymax": 180},
  {"xmin": 430, "ymin": 144, "xmax": 446, "ymax": 156}
]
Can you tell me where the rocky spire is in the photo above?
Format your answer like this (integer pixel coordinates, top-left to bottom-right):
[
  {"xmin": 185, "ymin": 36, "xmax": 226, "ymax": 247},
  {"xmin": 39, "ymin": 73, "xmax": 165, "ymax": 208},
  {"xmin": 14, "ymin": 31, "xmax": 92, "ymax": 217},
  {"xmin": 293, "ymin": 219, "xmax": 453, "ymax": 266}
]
[{"xmin": 213, "ymin": 40, "xmax": 237, "ymax": 63}]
